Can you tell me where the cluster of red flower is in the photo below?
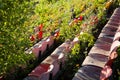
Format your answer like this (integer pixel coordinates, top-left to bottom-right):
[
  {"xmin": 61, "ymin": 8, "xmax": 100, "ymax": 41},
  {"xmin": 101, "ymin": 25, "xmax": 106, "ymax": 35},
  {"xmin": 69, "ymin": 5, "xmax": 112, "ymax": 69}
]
[
  {"xmin": 69, "ymin": 15, "xmax": 83, "ymax": 26},
  {"xmin": 30, "ymin": 24, "xmax": 43, "ymax": 42}
]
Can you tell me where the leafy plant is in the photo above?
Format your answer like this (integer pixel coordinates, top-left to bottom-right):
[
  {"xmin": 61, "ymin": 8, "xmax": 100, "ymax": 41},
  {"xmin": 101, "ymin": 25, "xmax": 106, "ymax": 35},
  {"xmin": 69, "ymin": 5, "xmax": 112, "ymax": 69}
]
[
  {"xmin": 0, "ymin": 0, "xmax": 36, "ymax": 78},
  {"xmin": 79, "ymin": 32, "xmax": 94, "ymax": 47},
  {"xmin": 61, "ymin": 43, "xmax": 82, "ymax": 80},
  {"xmin": 117, "ymin": 46, "xmax": 120, "ymax": 56}
]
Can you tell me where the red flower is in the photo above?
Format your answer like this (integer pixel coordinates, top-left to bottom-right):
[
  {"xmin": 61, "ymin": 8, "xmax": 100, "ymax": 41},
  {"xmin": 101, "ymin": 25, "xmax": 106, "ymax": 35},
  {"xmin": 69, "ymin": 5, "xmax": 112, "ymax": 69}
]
[
  {"xmin": 54, "ymin": 31, "xmax": 59, "ymax": 37},
  {"xmin": 37, "ymin": 31, "xmax": 43, "ymax": 40},
  {"xmin": 30, "ymin": 35, "xmax": 35, "ymax": 41},
  {"xmin": 78, "ymin": 16, "xmax": 83, "ymax": 21},
  {"xmin": 39, "ymin": 24, "xmax": 43, "ymax": 31}
]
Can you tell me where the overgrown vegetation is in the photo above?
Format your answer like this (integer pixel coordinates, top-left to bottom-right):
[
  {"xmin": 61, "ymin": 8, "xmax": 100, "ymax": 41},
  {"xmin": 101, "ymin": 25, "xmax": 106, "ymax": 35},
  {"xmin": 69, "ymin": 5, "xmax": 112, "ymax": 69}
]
[
  {"xmin": 59, "ymin": 33, "xmax": 95, "ymax": 80},
  {"xmin": 0, "ymin": 0, "xmax": 120, "ymax": 80},
  {"xmin": 0, "ymin": 0, "xmax": 37, "ymax": 79}
]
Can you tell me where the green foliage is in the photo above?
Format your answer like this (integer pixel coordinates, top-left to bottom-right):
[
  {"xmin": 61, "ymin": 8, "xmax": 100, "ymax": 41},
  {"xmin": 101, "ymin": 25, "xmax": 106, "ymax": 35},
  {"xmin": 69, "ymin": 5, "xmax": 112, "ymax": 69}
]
[
  {"xmin": 117, "ymin": 46, "xmax": 120, "ymax": 56},
  {"xmin": 60, "ymin": 25, "xmax": 81, "ymax": 41},
  {"xmin": 70, "ymin": 43, "xmax": 81, "ymax": 61},
  {"xmin": 79, "ymin": 32, "xmax": 95, "ymax": 48},
  {"xmin": 112, "ymin": 46, "xmax": 120, "ymax": 79},
  {"xmin": 63, "ymin": 43, "xmax": 82, "ymax": 79},
  {"xmin": 0, "ymin": 0, "xmax": 119, "ymax": 79},
  {"xmin": 29, "ymin": 0, "xmax": 110, "ymax": 41},
  {"xmin": 62, "ymin": 42, "xmax": 86, "ymax": 80},
  {"xmin": 31, "ymin": 0, "xmax": 119, "ymax": 80},
  {"xmin": 0, "ymin": 0, "xmax": 36, "ymax": 77}
]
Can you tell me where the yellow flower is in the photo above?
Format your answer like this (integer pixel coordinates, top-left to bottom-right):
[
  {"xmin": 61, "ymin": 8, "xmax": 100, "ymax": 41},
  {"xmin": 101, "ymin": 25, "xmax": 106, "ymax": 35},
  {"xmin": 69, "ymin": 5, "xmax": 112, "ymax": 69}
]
[
  {"xmin": 76, "ymin": 64, "xmax": 80, "ymax": 68},
  {"xmin": 105, "ymin": 1, "xmax": 112, "ymax": 9}
]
